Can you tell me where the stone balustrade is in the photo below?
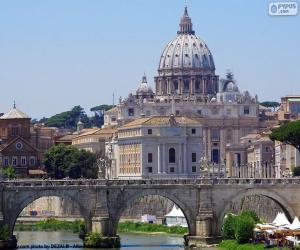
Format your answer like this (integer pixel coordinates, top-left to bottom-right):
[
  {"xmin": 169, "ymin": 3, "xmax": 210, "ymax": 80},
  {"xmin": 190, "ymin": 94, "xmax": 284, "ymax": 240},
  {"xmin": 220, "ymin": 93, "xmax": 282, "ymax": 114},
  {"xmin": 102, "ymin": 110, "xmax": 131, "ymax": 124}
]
[{"xmin": 2, "ymin": 178, "xmax": 300, "ymax": 187}]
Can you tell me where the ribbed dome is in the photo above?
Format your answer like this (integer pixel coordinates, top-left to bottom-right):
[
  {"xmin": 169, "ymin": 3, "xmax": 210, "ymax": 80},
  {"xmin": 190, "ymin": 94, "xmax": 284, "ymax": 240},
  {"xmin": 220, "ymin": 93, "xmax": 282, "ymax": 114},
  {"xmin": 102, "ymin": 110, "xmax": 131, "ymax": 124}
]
[
  {"xmin": 159, "ymin": 35, "xmax": 215, "ymax": 71},
  {"xmin": 158, "ymin": 6, "xmax": 215, "ymax": 73}
]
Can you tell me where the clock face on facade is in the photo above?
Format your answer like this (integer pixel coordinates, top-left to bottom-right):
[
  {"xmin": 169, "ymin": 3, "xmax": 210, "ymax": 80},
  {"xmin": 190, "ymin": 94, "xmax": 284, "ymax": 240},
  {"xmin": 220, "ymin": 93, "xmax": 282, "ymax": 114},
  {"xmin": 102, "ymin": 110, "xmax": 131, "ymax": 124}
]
[{"xmin": 15, "ymin": 141, "xmax": 23, "ymax": 150}]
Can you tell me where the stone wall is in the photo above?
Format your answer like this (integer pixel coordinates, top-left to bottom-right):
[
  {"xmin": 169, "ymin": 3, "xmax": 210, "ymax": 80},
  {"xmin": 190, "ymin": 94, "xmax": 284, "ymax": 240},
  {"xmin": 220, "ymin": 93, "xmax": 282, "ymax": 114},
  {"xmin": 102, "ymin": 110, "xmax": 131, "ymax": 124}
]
[
  {"xmin": 121, "ymin": 195, "xmax": 174, "ymax": 218},
  {"xmin": 21, "ymin": 196, "xmax": 81, "ymax": 217},
  {"xmin": 227, "ymin": 195, "xmax": 284, "ymax": 222}
]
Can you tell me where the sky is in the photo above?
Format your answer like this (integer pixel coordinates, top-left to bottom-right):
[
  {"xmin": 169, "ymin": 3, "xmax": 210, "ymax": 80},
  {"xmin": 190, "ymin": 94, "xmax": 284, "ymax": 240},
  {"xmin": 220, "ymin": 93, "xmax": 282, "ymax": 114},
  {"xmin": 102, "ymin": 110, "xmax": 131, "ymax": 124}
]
[{"xmin": 0, "ymin": 0, "xmax": 299, "ymax": 119}]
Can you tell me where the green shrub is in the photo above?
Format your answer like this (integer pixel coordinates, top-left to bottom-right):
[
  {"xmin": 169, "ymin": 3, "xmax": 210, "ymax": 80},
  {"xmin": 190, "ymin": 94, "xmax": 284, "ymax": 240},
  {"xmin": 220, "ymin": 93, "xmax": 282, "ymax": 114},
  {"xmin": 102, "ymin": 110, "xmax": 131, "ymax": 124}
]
[
  {"xmin": 234, "ymin": 216, "xmax": 255, "ymax": 244},
  {"xmin": 222, "ymin": 214, "xmax": 236, "ymax": 239},
  {"xmin": 0, "ymin": 224, "xmax": 10, "ymax": 241},
  {"xmin": 3, "ymin": 165, "xmax": 16, "ymax": 179},
  {"xmin": 240, "ymin": 210, "xmax": 260, "ymax": 224},
  {"xmin": 84, "ymin": 232, "xmax": 103, "ymax": 247}
]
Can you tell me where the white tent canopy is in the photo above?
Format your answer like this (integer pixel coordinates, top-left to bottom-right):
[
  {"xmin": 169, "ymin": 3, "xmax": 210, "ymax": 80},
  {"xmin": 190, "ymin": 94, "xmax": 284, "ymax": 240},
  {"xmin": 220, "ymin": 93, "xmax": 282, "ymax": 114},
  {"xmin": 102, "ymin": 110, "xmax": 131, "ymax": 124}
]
[
  {"xmin": 289, "ymin": 217, "xmax": 300, "ymax": 230},
  {"xmin": 272, "ymin": 212, "xmax": 291, "ymax": 227},
  {"xmin": 165, "ymin": 205, "xmax": 185, "ymax": 218}
]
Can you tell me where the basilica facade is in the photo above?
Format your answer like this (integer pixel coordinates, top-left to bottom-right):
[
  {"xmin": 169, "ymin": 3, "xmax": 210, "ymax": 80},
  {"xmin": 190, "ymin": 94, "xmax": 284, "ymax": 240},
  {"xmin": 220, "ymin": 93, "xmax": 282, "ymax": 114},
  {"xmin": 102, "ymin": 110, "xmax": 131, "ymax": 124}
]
[{"xmin": 104, "ymin": 6, "xmax": 259, "ymax": 166}]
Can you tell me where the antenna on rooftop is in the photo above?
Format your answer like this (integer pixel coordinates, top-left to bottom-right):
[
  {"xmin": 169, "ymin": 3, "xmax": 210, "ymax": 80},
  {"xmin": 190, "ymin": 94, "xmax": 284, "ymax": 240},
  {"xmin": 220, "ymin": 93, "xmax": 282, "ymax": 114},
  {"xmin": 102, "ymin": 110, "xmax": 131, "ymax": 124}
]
[{"xmin": 113, "ymin": 92, "xmax": 115, "ymax": 106}]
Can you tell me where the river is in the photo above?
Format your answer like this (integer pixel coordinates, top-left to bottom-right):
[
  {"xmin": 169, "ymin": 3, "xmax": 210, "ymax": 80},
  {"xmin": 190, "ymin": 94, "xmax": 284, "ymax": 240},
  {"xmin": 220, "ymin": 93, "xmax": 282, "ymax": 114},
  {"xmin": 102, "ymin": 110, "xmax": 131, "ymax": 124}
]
[{"xmin": 14, "ymin": 231, "xmax": 217, "ymax": 249}]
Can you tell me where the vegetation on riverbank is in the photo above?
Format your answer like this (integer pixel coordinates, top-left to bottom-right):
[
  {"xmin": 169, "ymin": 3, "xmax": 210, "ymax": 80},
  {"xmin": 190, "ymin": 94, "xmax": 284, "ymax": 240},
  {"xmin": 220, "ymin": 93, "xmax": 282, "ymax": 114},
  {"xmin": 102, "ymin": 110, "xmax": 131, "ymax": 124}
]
[
  {"xmin": 218, "ymin": 240, "xmax": 289, "ymax": 250},
  {"xmin": 15, "ymin": 218, "xmax": 85, "ymax": 233},
  {"xmin": 117, "ymin": 221, "xmax": 188, "ymax": 235}
]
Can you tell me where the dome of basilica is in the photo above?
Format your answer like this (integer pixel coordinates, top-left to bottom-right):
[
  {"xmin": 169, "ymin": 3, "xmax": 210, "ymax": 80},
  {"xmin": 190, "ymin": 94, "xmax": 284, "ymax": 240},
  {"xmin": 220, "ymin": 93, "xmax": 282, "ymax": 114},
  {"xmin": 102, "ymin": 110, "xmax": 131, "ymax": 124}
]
[
  {"xmin": 158, "ymin": 7, "xmax": 215, "ymax": 73},
  {"xmin": 136, "ymin": 74, "xmax": 154, "ymax": 97}
]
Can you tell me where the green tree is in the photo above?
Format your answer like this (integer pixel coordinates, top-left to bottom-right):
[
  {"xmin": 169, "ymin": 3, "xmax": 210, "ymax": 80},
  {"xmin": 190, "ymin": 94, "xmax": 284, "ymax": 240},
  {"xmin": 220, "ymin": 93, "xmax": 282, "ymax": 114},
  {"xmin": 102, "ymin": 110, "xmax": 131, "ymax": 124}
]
[
  {"xmin": 270, "ymin": 120, "xmax": 300, "ymax": 155},
  {"xmin": 90, "ymin": 104, "xmax": 114, "ymax": 128},
  {"xmin": 2, "ymin": 165, "xmax": 16, "ymax": 179},
  {"xmin": 260, "ymin": 101, "xmax": 280, "ymax": 111},
  {"xmin": 222, "ymin": 214, "xmax": 236, "ymax": 240},
  {"xmin": 45, "ymin": 105, "xmax": 91, "ymax": 128},
  {"xmin": 90, "ymin": 104, "xmax": 113, "ymax": 113},
  {"xmin": 43, "ymin": 144, "xmax": 97, "ymax": 179}
]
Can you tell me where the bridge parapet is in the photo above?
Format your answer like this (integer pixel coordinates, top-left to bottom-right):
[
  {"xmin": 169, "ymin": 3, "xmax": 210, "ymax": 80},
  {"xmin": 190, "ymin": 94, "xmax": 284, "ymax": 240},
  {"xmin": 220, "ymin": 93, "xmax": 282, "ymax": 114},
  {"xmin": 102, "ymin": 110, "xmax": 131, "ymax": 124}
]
[{"xmin": 2, "ymin": 178, "xmax": 300, "ymax": 187}]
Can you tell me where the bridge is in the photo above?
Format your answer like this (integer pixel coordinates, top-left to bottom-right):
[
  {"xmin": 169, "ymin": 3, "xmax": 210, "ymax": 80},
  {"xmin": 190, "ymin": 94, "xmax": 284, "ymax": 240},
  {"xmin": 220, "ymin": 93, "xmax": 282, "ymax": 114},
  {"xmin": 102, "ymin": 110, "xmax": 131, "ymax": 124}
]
[{"xmin": 1, "ymin": 178, "xmax": 300, "ymax": 248}]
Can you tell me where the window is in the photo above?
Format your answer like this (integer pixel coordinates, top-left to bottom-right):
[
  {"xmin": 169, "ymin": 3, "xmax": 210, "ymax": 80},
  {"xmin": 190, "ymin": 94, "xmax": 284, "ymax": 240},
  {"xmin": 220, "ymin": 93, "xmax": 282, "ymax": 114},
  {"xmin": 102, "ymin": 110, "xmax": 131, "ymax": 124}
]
[
  {"xmin": 192, "ymin": 153, "xmax": 197, "ymax": 163},
  {"xmin": 12, "ymin": 127, "xmax": 19, "ymax": 136},
  {"xmin": 146, "ymin": 110, "xmax": 151, "ymax": 116},
  {"xmin": 176, "ymin": 110, "xmax": 180, "ymax": 115},
  {"xmin": 170, "ymin": 167, "xmax": 175, "ymax": 173},
  {"xmin": 29, "ymin": 156, "xmax": 36, "ymax": 166},
  {"xmin": 266, "ymin": 147, "xmax": 269, "ymax": 153},
  {"xmin": 184, "ymin": 81, "xmax": 189, "ymax": 90},
  {"xmin": 147, "ymin": 129, "xmax": 152, "ymax": 135},
  {"xmin": 128, "ymin": 108, "xmax": 134, "ymax": 116},
  {"xmin": 2, "ymin": 128, "xmax": 5, "ymax": 136},
  {"xmin": 4, "ymin": 157, "xmax": 9, "ymax": 166},
  {"xmin": 169, "ymin": 148, "xmax": 176, "ymax": 163},
  {"xmin": 21, "ymin": 156, "xmax": 26, "ymax": 166},
  {"xmin": 148, "ymin": 153, "xmax": 153, "ymax": 163},
  {"xmin": 191, "ymin": 128, "xmax": 196, "ymax": 134},
  {"xmin": 197, "ymin": 110, "xmax": 202, "ymax": 115},
  {"xmin": 244, "ymin": 106, "xmax": 250, "ymax": 115},
  {"xmin": 192, "ymin": 166, "xmax": 197, "ymax": 172},
  {"xmin": 212, "ymin": 129, "xmax": 220, "ymax": 142},
  {"xmin": 111, "ymin": 117, "xmax": 116, "ymax": 122},
  {"xmin": 148, "ymin": 167, "xmax": 153, "ymax": 173},
  {"xmin": 12, "ymin": 156, "xmax": 17, "ymax": 166}
]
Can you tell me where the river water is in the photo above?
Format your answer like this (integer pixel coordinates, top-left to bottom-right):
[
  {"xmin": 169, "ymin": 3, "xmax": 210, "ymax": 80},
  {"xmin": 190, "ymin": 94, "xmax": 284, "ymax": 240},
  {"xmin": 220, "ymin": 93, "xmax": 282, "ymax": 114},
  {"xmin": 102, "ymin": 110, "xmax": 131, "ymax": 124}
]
[{"xmin": 14, "ymin": 231, "xmax": 216, "ymax": 250}]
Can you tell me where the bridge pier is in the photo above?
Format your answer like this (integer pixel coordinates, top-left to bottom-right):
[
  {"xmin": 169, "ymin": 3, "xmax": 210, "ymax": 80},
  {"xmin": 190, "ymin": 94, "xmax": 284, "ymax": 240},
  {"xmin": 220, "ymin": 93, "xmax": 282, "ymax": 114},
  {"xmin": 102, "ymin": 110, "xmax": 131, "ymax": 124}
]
[
  {"xmin": 184, "ymin": 211, "xmax": 221, "ymax": 247},
  {"xmin": 86, "ymin": 190, "xmax": 120, "ymax": 248},
  {"xmin": 184, "ymin": 187, "xmax": 222, "ymax": 247}
]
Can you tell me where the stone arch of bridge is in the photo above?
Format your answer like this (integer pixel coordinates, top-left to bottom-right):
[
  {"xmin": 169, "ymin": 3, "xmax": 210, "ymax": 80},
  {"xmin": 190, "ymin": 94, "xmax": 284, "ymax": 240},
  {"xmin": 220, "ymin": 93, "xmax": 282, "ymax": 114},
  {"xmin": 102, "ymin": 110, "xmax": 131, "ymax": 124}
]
[
  {"xmin": 5, "ymin": 190, "xmax": 93, "ymax": 236},
  {"xmin": 216, "ymin": 188, "xmax": 296, "ymax": 234},
  {"xmin": 111, "ymin": 189, "xmax": 196, "ymax": 235}
]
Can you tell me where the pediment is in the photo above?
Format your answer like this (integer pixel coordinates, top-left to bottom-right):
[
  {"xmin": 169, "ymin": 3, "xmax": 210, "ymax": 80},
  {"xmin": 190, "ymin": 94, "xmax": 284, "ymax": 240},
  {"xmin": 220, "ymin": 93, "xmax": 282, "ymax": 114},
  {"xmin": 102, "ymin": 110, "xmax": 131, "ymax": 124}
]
[{"xmin": 0, "ymin": 137, "xmax": 37, "ymax": 155}]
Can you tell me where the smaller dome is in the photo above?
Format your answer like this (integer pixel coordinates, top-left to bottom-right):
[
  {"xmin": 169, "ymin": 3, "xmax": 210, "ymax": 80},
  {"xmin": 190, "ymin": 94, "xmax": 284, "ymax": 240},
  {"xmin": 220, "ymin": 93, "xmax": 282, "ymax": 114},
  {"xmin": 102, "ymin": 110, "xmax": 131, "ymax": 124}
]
[
  {"xmin": 224, "ymin": 81, "xmax": 238, "ymax": 92},
  {"xmin": 136, "ymin": 74, "xmax": 154, "ymax": 96}
]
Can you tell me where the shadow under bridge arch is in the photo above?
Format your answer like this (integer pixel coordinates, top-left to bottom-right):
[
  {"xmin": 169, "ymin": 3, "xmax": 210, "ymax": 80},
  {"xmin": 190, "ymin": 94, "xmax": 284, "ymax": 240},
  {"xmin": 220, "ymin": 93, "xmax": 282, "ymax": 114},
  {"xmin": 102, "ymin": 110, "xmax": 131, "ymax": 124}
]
[
  {"xmin": 6, "ymin": 189, "xmax": 96, "ymax": 236},
  {"xmin": 111, "ymin": 189, "xmax": 196, "ymax": 236}
]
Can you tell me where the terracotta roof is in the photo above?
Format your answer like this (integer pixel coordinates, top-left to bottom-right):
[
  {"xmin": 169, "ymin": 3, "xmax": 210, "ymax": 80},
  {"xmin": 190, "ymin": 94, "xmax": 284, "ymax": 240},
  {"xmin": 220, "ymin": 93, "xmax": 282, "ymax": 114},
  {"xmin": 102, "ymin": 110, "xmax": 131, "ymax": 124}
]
[
  {"xmin": 105, "ymin": 107, "xmax": 118, "ymax": 114},
  {"xmin": 73, "ymin": 127, "xmax": 117, "ymax": 139},
  {"xmin": 0, "ymin": 107, "xmax": 30, "ymax": 119},
  {"xmin": 120, "ymin": 116, "xmax": 200, "ymax": 128}
]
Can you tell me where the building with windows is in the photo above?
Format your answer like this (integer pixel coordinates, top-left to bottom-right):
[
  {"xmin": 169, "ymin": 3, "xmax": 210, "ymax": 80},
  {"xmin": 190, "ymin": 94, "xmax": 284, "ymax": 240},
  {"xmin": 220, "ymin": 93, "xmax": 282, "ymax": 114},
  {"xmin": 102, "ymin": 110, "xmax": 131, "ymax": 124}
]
[
  {"xmin": 226, "ymin": 133, "xmax": 275, "ymax": 178},
  {"xmin": 0, "ymin": 105, "xmax": 56, "ymax": 177},
  {"xmin": 71, "ymin": 127, "xmax": 117, "ymax": 154},
  {"xmin": 0, "ymin": 105, "xmax": 39, "ymax": 176},
  {"xmin": 104, "ymin": 6, "xmax": 259, "ymax": 165},
  {"xmin": 113, "ymin": 114, "xmax": 203, "ymax": 179},
  {"xmin": 278, "ymin": 95, "xmax": 300, "ymax": 121}
]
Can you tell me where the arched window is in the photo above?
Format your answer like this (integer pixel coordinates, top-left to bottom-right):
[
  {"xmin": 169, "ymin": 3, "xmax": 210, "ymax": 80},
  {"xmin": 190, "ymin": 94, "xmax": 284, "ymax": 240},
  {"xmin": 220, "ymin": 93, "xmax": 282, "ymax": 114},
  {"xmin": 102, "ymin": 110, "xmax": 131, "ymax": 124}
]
[{"xmin": 169, "ymin": 148, "xmax": 176, "ymax": 163}]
